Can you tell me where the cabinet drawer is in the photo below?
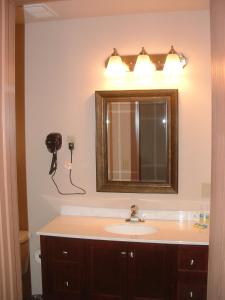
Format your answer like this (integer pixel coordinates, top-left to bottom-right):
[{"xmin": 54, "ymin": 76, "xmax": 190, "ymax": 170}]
[
  {"xmin": 177, "ymin": 282, "xmax": 207, "ymax": 300},
  {"xmin": 178, "ymin": 246, "xmax": 208, "ymax": 271},
  {"xmin": 52, "ymin": 263, "xmax": 82, "ymax": 292},
  {"xmin": 47, "ymin": 237, "xmax": 84, "ymax": 262}
]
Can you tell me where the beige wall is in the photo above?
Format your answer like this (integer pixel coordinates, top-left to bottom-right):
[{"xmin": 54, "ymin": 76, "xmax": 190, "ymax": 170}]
[{"xmin": 25, "ymin": 10, "xmax": 211, "ymax": 293}]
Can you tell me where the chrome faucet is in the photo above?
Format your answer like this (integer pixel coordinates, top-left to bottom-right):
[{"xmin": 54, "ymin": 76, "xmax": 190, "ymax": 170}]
[{"xmin": 126, "ymin": 205, "xmax": 144, "ymax": 223}]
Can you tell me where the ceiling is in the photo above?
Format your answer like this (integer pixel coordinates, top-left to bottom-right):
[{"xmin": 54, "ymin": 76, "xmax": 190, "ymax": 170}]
[{"xmin": 17, "ymin": 0, "xmax": 209, "ymax": 23}]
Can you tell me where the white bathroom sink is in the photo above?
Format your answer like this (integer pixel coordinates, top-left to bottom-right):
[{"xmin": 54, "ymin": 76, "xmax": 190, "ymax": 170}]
[{"xmin": 104, "ymin": 223, "xmax": 158, "ymax": 236}]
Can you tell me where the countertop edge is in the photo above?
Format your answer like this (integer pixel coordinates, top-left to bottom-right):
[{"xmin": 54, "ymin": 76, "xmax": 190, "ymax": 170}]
[{"xmin": 37, "ymin": 231, "xmax": 209, "ymax": 246}]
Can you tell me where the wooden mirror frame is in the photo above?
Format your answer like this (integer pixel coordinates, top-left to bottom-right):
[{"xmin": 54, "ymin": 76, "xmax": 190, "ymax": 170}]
[{"xmin": 95, "ymin": 89, "xmax": 178, "ymax": 194}]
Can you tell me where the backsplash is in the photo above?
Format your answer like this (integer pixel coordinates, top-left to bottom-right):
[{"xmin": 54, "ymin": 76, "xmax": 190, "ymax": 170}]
[{"xmin": 61, "ymin": 205, "xmax": 209, "ymax": 221}]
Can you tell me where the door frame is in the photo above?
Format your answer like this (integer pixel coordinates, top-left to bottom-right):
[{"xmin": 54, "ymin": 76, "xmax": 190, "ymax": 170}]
[
  {"xmin": 0, "ymin": 1, "xmax": 21, "ymax": 299},
  {"xmin": 0, "ymin": 1, "xmax": 66, "ymax": 299},
  {"xmin": 0, "ymin": 1, "xmax": 217, "ymax": 299}
]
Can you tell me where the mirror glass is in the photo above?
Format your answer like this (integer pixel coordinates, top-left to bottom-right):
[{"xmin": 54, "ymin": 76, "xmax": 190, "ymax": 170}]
[
  {"xmin": 107, "ymin": 99, "xmax": 168, "ymax": 182},
  {"xmin": 95, "ymin": 90, "xmax": 178, "ymax": 193}
]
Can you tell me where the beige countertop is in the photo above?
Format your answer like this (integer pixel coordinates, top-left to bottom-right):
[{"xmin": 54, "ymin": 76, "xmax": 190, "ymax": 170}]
[{"xmin": 37, "ymin": 215, "xmax": 209, "ymax": 245}]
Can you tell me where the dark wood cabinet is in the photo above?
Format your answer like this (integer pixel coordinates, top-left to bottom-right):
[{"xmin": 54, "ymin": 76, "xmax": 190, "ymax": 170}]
[
  {"xmin": 86, "ymin": 240, "xmax": 127, "ymax": 300},
  {"xmin": 40, "ymin": 236, "xmax": 208, "ymax": 300},
  {"xmin": 86, "ymin": 241, "xmax": 176, "ymax": 300},
  {"xmin": 41, "ymin": 236, "xmax": 85, "ymax": 300},
  {"xmin": 127, "ymin": 243, "xmax": 177, "ymax": 300},
  {"xmin": 177, "ymin": 245, "xmax": 208, "ymax": 300}
]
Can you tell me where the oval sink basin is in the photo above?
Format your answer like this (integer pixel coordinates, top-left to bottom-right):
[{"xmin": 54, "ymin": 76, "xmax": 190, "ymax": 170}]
[{"xmin": 104, "ymin": 223, "xmax": 158, "ymax": 236}]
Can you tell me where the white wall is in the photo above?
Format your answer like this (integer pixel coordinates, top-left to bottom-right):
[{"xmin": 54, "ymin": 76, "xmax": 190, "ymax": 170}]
[{"xmin": 25, "ymin": 10, "xmax": 211, "ymax": 294}]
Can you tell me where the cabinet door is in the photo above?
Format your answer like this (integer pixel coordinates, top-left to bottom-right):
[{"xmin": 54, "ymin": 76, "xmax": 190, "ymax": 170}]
[
  {"xmin": 86, "ymin": 240, "xmax": 127, "ymax": 300},
  {"xmin": 41, "ymin": 236, "xmax": 85, "ymax": 300},
  {"xmin": 127, "ymin": 243, "xmax": 177, "ymax": 300}
]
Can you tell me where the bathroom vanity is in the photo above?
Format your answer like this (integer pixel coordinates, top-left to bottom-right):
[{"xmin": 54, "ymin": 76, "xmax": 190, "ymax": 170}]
[{"xmin": 38, "ymin": 216, "xmax": 209, "ymax": 300}]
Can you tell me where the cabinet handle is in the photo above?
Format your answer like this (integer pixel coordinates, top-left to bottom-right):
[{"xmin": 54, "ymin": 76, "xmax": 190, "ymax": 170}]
[
  {"xmin": 62, "ymin": 250, "xmax": 69, "ymax": 255},
  {"xmin": 189, "ymin": 259, "xmax": 195, "ymax": 266},
  {"xmin": 120, "ymin": 251, "xmax": 127, "ymax": 256},
  {"xmin": 64, "ymin": 281, "xmax": 69, "ymax": 288},
  {"xmin": 188, "ymin": 291, "xmax": 193, "ymax": 298},
  {"xmin": 129, "ymin": 251, "xmax": 134, "ymax": 259}
]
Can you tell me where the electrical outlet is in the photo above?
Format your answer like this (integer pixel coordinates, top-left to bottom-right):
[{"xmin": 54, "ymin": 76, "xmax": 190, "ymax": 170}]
[
  {"xmin": 67, "ymin": 135, "xmax": 75, "ymax": 151},
  {"xmin": 68, "ymin": 142, "xmax": 74, "ymax": 151},
  {"xmin": 67, "ymin": 135, "xmax": 75, "ymax": 144}
]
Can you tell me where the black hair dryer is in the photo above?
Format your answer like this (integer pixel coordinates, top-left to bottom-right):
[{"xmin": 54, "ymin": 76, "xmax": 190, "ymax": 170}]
[{"xmin": 45, "ymin": 133, "xmax": 62, "ymax": 175}]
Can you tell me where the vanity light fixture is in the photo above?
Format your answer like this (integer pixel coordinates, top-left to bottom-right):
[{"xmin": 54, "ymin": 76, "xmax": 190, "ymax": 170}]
[
  {"xmin": 105, "ymin": 46, "xmax": 187, "ymax": 76},
  {"xmin": 164, "ymin": 45, "xmax": 186, "ymax": 73},
  {"xmin": 105, "ymin": 48, "xmax": 127, "ymax": 77},
  {"xmin": 134, "ymin": 47, "xmax": 156, "ymax": 75}
]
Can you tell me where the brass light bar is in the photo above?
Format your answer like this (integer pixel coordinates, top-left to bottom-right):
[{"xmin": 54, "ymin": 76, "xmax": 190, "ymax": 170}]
[{"xmin": 105, "ymin": 50, "xmax": 187, "ymax": 72}]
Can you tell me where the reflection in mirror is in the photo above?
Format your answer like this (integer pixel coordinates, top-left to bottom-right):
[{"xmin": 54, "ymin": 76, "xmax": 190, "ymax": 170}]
[
  {"xmin": 95, "ymin": 90, "xmax": 178, "ymax": 193},
  {"xmin": 107, "ymin": 100, "xmax": 168, "ymax": 182}
]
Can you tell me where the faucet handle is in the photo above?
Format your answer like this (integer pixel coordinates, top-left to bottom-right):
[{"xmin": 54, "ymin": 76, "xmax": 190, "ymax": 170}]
[
  {"xmin": 125, "ymin": 205, "xmax": 144, "ymax": 222},
  {"xmin": 131, "ymin": 204, "xmax": 138, "ymax": 216}
]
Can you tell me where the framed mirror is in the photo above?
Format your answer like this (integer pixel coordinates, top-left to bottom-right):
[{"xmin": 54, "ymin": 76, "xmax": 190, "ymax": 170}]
[{"xmin": 95, "ymin": 89, "xmax": 178, "ymax": 193}]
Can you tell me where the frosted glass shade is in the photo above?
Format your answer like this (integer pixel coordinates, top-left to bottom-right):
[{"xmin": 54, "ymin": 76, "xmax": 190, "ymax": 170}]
[
  {"xmin": 134, "ymin": 54, "xmax": 156, "ymax": 75},
  {"xmin": 164, "ymin": 53, "xmax": 183, "ymax": 73},
  {"xmin": 105, "ymin": 55, "xmax": 126, "ymax": 77}
]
